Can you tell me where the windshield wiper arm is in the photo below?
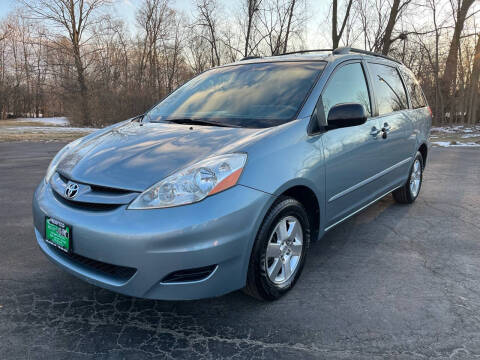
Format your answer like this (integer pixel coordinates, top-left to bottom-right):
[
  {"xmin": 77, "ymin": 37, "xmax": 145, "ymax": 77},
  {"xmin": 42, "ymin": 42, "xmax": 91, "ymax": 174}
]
[{"xmin": 157, "ymin": 118, "xmax": 240, "ymax": 128}]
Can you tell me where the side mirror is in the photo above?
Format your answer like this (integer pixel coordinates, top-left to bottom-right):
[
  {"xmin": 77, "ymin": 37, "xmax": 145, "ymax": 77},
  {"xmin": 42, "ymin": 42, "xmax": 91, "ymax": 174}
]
[{"xmin": 327, "ymin": 103, "xmax": 367, "ymax": 129}]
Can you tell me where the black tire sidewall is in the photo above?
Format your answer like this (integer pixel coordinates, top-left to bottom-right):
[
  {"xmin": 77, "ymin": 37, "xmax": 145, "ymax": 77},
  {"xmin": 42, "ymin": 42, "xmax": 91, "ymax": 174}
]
[{"xmin": 250, "ymin": 197, "xmax": 310, "ymax": 300}]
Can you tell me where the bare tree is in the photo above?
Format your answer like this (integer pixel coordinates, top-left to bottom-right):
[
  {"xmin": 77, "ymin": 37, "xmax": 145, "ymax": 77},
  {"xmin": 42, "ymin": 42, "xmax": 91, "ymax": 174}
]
[
  {"xmin": 331, "ymin": 0, "xmax": 354, "ymax": 49},
  {"xmin": 429, "ymin": 0, "xmax": 444, "ymax": 124},
  {"xmin": 354, "ymin": 0, "xmax": 411, "ymax": 54},
  {"xmin": 440, "ymin": 0, "xmax": 476, "ymax": 115},
  {"xmin": 20, "ymin": 0, "xmax": 111, "ymax": 125},
  {"xmin": 244, "ymin": 0, "xmax": 262, "ymax": 56},
  {"xmin": 161, "ymin": 12, "xmax": 186, "ymax": 94},
  {"xmin": 282, "ymin": 0, "xmax": 297, "ymax": 53},
  {"xmin": 0, "ymin": 0, "xmax": 476, "ymax": 128},
  {"xmin": 136, "ymin": 0, "xmax": 173, "ymax": 96},
  {"xmin": 380, "ymin": 0, "xmax": 411, "ymax": 55},
  {"xmin": 466, "ymin": 32, "xmax": 480, "ymax": 124},
  {"xmin": 257, "ymin": 0, "xmax": 304, "ymax": 55},
  {"xmin": 185, "ymin": 31, "xmax": 210, "ymax": 74},
  {"xmin": 195, "ymin": 0, "xmax": 221, "ymax": 66}
]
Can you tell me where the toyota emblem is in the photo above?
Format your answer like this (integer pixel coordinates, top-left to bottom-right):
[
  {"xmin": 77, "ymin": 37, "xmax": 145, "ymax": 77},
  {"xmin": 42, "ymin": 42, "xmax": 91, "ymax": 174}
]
[{"xmin": 65, "ymin": 182, "xmax": 79, "ymax": 199}]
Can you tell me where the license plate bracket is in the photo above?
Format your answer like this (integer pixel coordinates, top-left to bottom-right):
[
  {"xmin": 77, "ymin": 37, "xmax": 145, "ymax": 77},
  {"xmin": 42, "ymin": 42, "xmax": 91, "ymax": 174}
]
[{"xmin": 45, "ymin": 217, "xmax": 72, "ymax": 253}]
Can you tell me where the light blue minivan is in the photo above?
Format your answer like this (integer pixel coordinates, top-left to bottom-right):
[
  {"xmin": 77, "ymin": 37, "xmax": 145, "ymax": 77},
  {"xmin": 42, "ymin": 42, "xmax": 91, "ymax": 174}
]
[{"xmin": 33, "ymin": 47, "xmax": 431, "ymax": 301}]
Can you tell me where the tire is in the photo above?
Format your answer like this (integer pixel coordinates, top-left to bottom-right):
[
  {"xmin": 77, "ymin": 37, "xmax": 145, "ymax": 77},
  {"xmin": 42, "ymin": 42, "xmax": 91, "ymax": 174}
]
[
  {"xmin": 243, "ymin": 197, "xmax": 310, "ymax": 301},
  {"xmin": 393, "ymin": 151, "xmax": 424, "ymax": 204}
]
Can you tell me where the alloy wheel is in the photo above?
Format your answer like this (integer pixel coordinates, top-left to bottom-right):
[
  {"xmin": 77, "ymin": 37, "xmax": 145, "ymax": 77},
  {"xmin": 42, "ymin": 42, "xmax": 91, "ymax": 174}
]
[
  {"xmin": 409, "ymin": 159, "xmax": 422, "ymax": 198},
  {"xmin": 265, "ymin": 216, "xmax": 303, "ymax": 285}
]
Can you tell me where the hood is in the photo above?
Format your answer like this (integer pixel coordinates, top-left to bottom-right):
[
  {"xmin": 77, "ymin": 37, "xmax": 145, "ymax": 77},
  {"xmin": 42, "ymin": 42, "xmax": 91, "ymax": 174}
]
[{"xmin": 57, "ymin": 121, "xmax": 271, "ymax": 191}]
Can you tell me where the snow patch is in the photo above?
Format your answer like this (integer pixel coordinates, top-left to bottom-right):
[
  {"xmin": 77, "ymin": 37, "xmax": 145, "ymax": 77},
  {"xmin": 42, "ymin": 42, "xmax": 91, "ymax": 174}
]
[
  {"xmin": 461, "ymin": 134, "xmax": 480, "ymax": 139},
  {"xmin": 432, "ymin": 141, "xmax": 480, "ymax": 147},
  {"xmin": 432, "ymin": 141, "xmax": 452, "ymax": 147},
  {"xmin": 0, "ymin": 126, "xmax": 97, "ymax": 134},
  {"xmin": 431, "ymin": 125, "xmax": 480, "ymax": 134},
  {"xmin": 15, "ymin": 117, "xmax": 70, "ymax": 126}
]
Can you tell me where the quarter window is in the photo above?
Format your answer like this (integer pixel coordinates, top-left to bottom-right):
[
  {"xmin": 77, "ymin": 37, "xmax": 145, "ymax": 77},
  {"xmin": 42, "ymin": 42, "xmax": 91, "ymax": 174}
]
[
  {"xmin": 322, "ymin": 62, "xmax": 371, "ymax": 120},
  {"xmin": 399, "ymin": 68, "xmax": 427, "ymax": 109},
  {"xmin": 370, "ymin": 63, "xmax": 408, "ymax": 115}
]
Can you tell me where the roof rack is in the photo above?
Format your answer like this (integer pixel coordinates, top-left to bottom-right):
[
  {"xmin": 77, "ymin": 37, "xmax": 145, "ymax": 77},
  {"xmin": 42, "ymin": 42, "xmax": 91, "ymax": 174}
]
[
  {"xmin": 281, "ymin": 49, "xmax": 333, "ymax": 56},
  {"xmin": 239, "ymin": 47, "xmax": 402, "ymax": 64},
  {"xmin": 332, "ymin": 47, "xmax": 402, "ymax": 64},
  {"xmin": 240, "ymin": 49, "xmax": 332, "ymax": 61},
  {"xmin": 240, "ymin": 55, "xmax": 262, "ymax": 61}
]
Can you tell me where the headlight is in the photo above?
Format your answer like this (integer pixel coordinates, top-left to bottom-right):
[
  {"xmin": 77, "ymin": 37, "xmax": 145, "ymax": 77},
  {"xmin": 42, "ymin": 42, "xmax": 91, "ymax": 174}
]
[
  {"xmin": 128, "ymin": 153, "xmax": 247, "ymax": 209},
  {"xmin": 44, "ymin": 138, "xmax": 82, "ymax": 183}
]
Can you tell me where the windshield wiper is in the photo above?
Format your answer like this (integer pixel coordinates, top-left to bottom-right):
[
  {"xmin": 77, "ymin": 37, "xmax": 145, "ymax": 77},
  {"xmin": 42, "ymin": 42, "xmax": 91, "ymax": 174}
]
[
  {"xmin": 132, "ymin": 114, "xmax": 145, "ymax": 123},
  {"xmin": 155, "ymin": 118, "xmax": 240, "ymax": 128}
]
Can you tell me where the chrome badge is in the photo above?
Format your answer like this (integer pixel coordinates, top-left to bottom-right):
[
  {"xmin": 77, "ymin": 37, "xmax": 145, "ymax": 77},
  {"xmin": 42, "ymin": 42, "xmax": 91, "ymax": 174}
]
[{"xmin": 65, "ymin": 182, "xmax": 79, "ymax": 199}]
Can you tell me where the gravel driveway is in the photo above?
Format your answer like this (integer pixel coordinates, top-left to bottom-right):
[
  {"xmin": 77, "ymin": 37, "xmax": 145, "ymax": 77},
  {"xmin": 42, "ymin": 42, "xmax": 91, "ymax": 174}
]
[{"xmin": 1, "ymin": 142, "xmax": 479, "ymax": 359}]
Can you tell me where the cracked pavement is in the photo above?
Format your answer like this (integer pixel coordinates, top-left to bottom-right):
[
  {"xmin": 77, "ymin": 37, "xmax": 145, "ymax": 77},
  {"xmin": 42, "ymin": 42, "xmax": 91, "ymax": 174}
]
[{"xmin": 1, "ymin": 142, "xmax": 480, "ymax": 359}]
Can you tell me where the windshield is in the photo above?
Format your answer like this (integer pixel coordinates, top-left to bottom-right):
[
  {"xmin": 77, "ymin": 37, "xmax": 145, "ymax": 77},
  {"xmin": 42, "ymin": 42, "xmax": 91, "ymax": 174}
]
[{"xmin": 145, "ymin": 61, "xmax": 325, "ymax": 128}]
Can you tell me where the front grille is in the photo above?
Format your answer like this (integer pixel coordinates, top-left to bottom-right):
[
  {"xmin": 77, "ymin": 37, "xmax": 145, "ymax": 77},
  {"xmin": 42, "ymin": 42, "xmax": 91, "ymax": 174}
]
[
  {"xmin": 53, "ymin": 172, "xmax": 138, "ymax": 209},
  {"xmin": 52, "ymin": 190, "xmax": 121, "ymax": 211},
  {"xmin": 89, "ymin": 184, "xmax": 133, "ymax": 195},
  {"xmin": 161, "ymin": 265, "xmax": 217, "ymax": 283},
  {"xmin": 58, "ymin": 172, "xmax": 132, "ymax": 195},
  {"xmin": 48, "ymin": 244, "xmax": 137, "ymax": 282}
]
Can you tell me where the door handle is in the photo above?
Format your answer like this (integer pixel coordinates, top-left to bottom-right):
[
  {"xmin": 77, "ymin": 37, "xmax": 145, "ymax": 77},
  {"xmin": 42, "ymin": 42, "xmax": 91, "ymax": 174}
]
[
  {"xmin": 381, "ymin": 123, "xmax": 390, "ymax": 139},
  {"xmin": 370, "ymin": 126, "xmax": 381, "ymax": 137}
]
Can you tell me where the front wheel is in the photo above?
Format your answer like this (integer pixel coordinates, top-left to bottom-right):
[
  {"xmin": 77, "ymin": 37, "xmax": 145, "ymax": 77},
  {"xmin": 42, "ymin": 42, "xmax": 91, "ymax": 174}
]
[
  {"xmin": 243, "ymin": 197, "xmax": 310, "ymax": 301},
  {"xmin": 393, "ymin": 151, "xmax": 424, "ymax": 204}
]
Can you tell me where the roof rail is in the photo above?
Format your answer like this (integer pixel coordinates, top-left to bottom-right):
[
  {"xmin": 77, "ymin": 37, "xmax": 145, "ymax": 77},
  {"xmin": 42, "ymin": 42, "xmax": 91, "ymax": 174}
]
[
  {"xmin": 240, "ymin": 56, "xmax": 262, "ymax": 61},
  {"xmin": 240, "ymin": 49, "xmax": 332, "ymax": 60},
  {"xmin": 333, "ymin": 47, "xmax": 402, "ymax": 64},
  {"xmin": 332, "ymin": 47, "xmax": 350, "ymax": 55},
  {"xmin": 281, "ymin": 49, "xmax": 333, "ymax": 56},
  {"xmin": 239, "ymin": 47, "xmax": 402, "ymax": 64}
]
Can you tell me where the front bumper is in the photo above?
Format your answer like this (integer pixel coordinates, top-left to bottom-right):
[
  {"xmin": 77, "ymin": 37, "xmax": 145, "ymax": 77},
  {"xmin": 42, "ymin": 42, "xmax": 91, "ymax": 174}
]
[{"xmin": 33, "ymin": 181, "xmax": 272, "ymax": 300}]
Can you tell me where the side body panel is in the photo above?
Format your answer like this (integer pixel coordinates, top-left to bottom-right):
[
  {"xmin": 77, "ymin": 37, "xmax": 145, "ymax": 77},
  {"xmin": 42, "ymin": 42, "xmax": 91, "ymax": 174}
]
[
  {"xmin": 321, "ymin": 117, "xmax": 387, "ymax": 228},
  {"xmin": 238, "ymin": 117, "xmax": 327, "ymax": 238},
  {"xmin": 318, "ymin": 60, "xmax": 387, "ymax": 227},
  {"xmin": 364, "ymin": 61, "xmax": 416, "ymax": 191},
  {"xmin": 397, "ymin": 65, "xmax": 432, "ymax": 165},
  {"xmin": 239, "ymin": 55, "xmax": 431, "ymax": 238},
  {"xmin": 407, "ymin": 107, "xmax": 432, "ymax": 160}
]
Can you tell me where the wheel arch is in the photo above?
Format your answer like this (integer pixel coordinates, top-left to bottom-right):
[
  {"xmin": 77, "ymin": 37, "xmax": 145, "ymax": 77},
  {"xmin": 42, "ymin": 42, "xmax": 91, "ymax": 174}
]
[
  {"xmin": 279, "ymin": 185, "xmax": 321, "ymax": 242},
  {"xmin": 418, "ymin": 142, "xmax": 428, "ymax": 168}
]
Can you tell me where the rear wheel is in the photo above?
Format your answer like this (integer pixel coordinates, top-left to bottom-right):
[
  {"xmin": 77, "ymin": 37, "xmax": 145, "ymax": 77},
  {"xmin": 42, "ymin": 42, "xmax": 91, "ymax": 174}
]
[
  {"xmin": 244, "ymin": 197, "xmax": 310, "ymax": 301},
  {"xmin": 393, "ymin": 151, "xmax": 424, "ymax": 204}
]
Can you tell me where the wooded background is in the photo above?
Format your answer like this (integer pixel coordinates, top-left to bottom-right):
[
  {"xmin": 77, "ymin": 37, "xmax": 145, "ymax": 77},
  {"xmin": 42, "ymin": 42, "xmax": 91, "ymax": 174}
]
[{"xmin": 0, "ymin": 0, "xmax": 478, "ymax": 127}]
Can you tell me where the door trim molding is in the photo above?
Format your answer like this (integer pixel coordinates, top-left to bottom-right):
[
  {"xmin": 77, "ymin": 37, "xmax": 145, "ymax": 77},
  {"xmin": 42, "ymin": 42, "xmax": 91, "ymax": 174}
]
[
  {"xmin": 328, "ymin": 157, "xmax": 412, "ymax": 203},
  {"xmin": 324, "ymin": 184, "xmax": 403, "ymax": 232}
]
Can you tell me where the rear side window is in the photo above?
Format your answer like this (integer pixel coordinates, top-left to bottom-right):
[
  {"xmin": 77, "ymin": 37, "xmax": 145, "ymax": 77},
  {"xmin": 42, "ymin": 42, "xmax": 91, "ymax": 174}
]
[
  {"xmin": 322, "ymin": 62, "xmax": 371, "ymax": 119},
  {"xmin": 370, "ymin": 63, "xmax": 408, "ymax": 115},
  {"xmin": 399, "ymin": 68, "xmax": 427, "ymax": 109}
]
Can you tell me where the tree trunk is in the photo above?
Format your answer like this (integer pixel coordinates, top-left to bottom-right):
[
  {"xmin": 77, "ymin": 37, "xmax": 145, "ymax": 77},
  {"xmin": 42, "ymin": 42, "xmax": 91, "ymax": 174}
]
[
  {"xmin": 245, "ymin": 0, "xmax": 259, "ymax": 57},
  {"xmin": 67, "ymin": 0, "xmax": 91, "ymax": 125},
  {"xmin": 467, "ymin": 34, "xmax": 480, "ymax": 124},
  {"xmin": 381, "ymin": 0, "xmax": 401, "ymax": 55},
  {"xmin": 332, "ymin": 0, "xmax": 353, "ymax": 49},
  {"xmin": 440, "ymin": 0, "xmax": 475, "ymax": 124},
  {"xmin": 283, "ymin": 0, "xmax": 296, "ymax": 53},
  {"xmin": 332, "ymin": 0, "xmax": 338, "ymax": 48},
  {"xmin": 73, "ymin": 47, "xmax": 90, "ymax": 126},
  {"xmin": 71, "ymin": 16, "xmax": 90, "ymax": 126}
]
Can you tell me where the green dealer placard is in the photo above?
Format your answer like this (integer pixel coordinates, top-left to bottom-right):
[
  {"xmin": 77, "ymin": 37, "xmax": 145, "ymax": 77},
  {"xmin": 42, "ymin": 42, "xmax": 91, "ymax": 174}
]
[{"xmin": 45, "ymin": 217, "xmax": 71, "ymax": 253}]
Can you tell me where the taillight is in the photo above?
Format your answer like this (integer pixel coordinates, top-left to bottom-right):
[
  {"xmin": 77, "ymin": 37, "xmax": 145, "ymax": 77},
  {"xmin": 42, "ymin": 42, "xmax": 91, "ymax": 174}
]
[{"xmin": 428, "ymin": 106, "xmax": 433, "ymax": 118}]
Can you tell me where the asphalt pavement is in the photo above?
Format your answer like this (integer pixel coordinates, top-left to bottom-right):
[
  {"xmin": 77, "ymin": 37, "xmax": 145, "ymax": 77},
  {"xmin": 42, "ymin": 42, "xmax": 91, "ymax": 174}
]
[{"xmin": 1, "ymin": 141, "xmax": 479, "ymax": 359}]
